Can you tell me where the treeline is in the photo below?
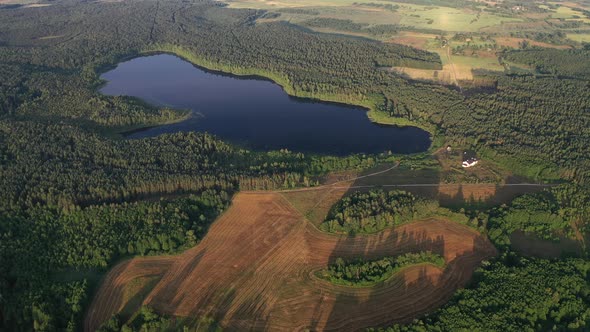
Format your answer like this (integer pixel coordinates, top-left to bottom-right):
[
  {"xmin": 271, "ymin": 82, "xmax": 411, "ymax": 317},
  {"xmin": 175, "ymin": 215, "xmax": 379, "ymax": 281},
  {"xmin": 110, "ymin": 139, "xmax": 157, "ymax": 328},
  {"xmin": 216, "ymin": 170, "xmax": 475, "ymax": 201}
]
[
  {"xmin": 320, "ymin": 190, "xmax": 439, "ymax": 234},
  {"xmin": 509, "ymin": 31, "xmax": 570, "ymax": 46},
  {"xmin": 0, "ymin": 119, "xmax": 390, "ymax": 210},
  {"xmin": 302, "ymin": 18, "xmax": 403, "ymax": 39},
  {"xmin": 98, "ymin": 306, "xmax": 177, "ymax": 332},
  {"xmin": 0, "ymin": 191, "xmax": 229, "ymax": 331},
  {"xmin": 317, "ymin": 252, "xmax": 445, "ymax": 286},
  {"xmin": 503, "ymin": 48, "xmax": 590, "ymax": 78},
  {"xmin": 303, "ymin": 17, "xmax": 369, "ymax": 32},
  {"xmin": 99, "ymin": 305, "xmax": 223, "ymax": 332},
  {"xmin": 356, "ymin": 2, "xmax": 399, "ymax": 11},
  {"xmin": 374, "ymin": 254, "xmax": 590, "ymax": 331},
  {"xmin": 488, "ymin": 185, "xmax": 590, "ymax": 249},
  {"xmin": 488, "ymin": 192, "xmax": 570, "ymax": 246}
]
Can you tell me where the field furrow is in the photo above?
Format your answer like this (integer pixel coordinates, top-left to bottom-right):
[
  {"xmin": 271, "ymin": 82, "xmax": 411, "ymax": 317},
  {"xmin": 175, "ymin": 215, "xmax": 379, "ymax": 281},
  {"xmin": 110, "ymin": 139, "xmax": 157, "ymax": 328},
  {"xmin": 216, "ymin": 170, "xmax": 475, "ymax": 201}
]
[{"xmin": 86, "ymin": 192, "xmax": 496, "ymax": 331}]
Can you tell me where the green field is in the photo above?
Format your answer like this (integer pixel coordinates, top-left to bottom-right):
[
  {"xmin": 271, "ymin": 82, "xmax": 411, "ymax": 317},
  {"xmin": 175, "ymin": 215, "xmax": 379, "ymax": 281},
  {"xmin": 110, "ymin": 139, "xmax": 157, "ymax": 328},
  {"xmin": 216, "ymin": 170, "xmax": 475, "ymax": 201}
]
[
  {"xmin": 396, "ymin": 4, "xmax": 521, "ymax": 32},
  {"xmin": 568, "ymin": 33, "xmax": 590, "ymax": 42},
  {"xmin": 228, "ymin": 0, "xmax": 544, "ymax": 85},
  {"xmin": 228, "ymin": 0, "xmax": 521, "ymax": 32},
  {"xmin": 550, "ymin": 4, "xmax": 590, "ymax": 23}
]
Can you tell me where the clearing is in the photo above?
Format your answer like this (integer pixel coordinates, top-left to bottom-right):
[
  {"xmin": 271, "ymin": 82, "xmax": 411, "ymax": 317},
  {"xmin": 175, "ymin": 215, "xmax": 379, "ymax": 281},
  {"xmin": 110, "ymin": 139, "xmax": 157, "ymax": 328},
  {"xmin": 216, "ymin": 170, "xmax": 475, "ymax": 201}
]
[{"xmin": 86, "ymin": 192, "xmax": 496, "ymax": 331}]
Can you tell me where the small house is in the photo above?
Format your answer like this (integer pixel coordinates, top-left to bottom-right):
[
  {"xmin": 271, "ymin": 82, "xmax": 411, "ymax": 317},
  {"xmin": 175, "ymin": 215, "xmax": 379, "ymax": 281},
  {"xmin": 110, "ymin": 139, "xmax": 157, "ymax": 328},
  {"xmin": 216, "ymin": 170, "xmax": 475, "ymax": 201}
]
[{"xmin": 462, "ymin": 157, "xmax": 479, "ymax": 168}]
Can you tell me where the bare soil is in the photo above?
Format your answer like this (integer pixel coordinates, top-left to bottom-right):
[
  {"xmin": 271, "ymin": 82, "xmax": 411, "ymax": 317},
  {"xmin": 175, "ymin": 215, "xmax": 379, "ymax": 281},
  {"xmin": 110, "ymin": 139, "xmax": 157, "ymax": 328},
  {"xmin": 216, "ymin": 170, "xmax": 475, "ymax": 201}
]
[{"xmin": 86, "ymin": 192, "xmax": 496, "ymax": 331}]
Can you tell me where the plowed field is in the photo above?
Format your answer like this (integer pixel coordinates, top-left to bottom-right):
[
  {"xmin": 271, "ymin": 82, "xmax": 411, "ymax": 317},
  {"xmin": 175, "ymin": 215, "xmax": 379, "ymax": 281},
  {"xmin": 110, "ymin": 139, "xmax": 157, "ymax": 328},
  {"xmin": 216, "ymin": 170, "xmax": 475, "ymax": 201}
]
[{"xmin": 86, "ymin": 192, "xmax": 496, "ymax": 331}]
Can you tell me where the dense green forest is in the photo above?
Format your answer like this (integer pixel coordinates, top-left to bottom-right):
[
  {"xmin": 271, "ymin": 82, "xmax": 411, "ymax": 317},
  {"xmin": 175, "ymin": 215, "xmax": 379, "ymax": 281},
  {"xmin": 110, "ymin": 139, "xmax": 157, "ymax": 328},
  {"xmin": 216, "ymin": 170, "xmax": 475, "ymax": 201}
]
[
  {"xmin": 0, "ymin": 191, "xmax": 229, "ymax": 331},
  {"xmin": 374, "ymin": 254, "xmax": 590, "ymax": 331},
  {"xmin": 0, "ymin": 119, "xmax": 389, "ymax": 210},
  {"xmin": 503, "ymin": 49, "xmax": 590, "ymax": 78},
  {"xmin": 489, "ymin": 192, "xmax": 572, "ymax": 245},
  {"xmin": 320, "ymin": 190, "xmax": 439, "ymax": 234},
  {"xmin": 317, "ymin": 252, "xmax": 445, "ymax": 286},
  {"xmin": 0, "ymin": 0, "xmax": 589, "ymax": 330}
]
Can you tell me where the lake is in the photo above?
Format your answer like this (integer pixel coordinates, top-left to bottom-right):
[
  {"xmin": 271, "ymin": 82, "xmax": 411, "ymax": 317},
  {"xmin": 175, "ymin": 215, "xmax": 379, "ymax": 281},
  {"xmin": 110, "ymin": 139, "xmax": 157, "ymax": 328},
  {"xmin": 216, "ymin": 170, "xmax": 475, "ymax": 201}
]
[{"xmin": 100, "ymin": 54, "xmax": 431, "ymax": 156}]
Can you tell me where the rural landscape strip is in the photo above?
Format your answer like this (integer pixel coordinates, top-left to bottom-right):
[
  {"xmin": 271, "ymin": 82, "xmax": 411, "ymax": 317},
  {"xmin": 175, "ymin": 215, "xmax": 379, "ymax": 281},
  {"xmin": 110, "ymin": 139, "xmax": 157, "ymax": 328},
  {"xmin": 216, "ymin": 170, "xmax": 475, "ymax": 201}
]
[{"xmin": 278, "ymin": 162, "xmax": 552, "ymax": 193}]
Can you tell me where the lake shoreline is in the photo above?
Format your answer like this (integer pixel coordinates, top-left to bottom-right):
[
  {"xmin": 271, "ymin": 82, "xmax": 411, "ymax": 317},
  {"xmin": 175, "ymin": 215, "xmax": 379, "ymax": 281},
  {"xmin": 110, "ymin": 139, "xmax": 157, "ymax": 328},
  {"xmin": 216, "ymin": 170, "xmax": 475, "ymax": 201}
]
[{"xmin": 99, "ymin": 53, "xmax": 432, "ymax": 156}]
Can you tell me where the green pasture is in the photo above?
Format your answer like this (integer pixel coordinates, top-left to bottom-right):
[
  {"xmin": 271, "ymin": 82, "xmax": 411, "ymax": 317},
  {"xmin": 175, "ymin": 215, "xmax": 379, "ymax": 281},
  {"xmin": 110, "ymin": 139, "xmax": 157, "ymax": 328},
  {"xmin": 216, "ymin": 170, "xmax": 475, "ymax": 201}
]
[
  {"xmin": 227, "ymin": 0, "xmax": 521, "ymax": 33},
  {"xmin": 567, "ymin": 33, "xmax": 590, "ymax": 42}
]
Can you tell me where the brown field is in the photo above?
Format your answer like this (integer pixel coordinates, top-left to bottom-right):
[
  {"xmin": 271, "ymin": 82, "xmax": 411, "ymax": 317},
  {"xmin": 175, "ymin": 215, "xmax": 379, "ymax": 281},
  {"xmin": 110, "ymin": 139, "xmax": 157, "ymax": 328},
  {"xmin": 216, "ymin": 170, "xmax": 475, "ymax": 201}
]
[
  {"xmin": 281, "ymin": 186, "xmax": 350, "ymax": 225},
  {"xmin": 391, "ymin": 66, "xmax": 456, "ymax": 84},
  {"xmin": 388, "ymin": 31, "xmax": 437, "ymax": 50},
  {"xmin": 430, "ymin": 183, "xmax": 544, "ymax": 206},
  {"xmin": 85, "ymin": 257, "xmax": 174, "ymax": 332},
  {"xmin": 87, "ymin": 192, "xmax": 496, "ymax": 331}
]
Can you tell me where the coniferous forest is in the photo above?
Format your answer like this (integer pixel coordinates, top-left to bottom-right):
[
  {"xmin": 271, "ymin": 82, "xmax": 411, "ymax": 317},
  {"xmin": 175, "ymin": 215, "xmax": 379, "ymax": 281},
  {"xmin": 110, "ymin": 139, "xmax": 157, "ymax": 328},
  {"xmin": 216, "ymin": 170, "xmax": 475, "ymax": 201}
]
[{"xmin": 0, "ymin": 0, "xmax": 589, "ymax": 331}]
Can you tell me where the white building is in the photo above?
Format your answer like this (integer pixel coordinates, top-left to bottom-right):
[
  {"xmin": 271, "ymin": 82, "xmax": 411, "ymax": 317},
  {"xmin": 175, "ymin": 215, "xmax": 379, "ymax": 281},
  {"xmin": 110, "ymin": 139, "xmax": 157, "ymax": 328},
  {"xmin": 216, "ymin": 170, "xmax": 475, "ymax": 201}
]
[{"xmin": 462, "ymin": 158, "xmax": 479, "ymax": 168}]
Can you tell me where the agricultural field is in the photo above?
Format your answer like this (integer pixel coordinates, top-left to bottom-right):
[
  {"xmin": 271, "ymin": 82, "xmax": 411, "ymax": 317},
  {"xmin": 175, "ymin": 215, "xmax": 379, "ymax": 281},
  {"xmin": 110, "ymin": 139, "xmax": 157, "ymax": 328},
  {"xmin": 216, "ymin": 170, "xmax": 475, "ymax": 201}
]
[
  {"xmin": 392, "ymin": 50, "xmax": 504, "ymax": 83},
  {"xmin": 494, "ymin": 36, "xmax": 572, "ymax": 49},
  {"xmin": 85, "ymin": 258, "xmax": 175, "ymax": 331},
  {"xmin": 227, "ymin": 0, "xmax": 590, "ymax": 87},
  {"xmin": 396, "ymin": 4, "xmax": 521, "ymax": 32},
  {"xmin": 388, "ymin": 31, "xmax": 437, "ymax": 49},
  {"xmin": 84, "ymin": 158, "xmax": 551, "ymax": 330},
  {"xmin": 550, "ymin": 3, "xmax": 590, "ymax": 23},
  {"xmin": 86, "ymin": 192, "xmax": 496, "ymax": 331},
  {"xmin": 231, "ymin": 0, "xmax": 521, "ymax": 33},
  {"xmin": 567, "ymin": 33, "xmax": 590, "ymax": 42}
]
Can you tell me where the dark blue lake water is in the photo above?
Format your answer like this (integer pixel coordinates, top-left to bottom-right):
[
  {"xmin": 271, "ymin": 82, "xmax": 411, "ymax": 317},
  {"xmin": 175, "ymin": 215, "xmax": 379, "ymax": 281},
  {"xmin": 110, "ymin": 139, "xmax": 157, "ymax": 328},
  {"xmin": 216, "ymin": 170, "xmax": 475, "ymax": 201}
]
[{"xmin": 100, "ymin": 54, "xmax": 430, "ymax": 155}]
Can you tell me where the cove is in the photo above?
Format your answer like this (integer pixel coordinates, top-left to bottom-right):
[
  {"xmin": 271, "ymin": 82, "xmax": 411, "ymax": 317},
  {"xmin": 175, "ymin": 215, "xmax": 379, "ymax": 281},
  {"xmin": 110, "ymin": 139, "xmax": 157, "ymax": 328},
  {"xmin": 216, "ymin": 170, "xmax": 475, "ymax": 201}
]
[{"xmin": 100, "ymin": 54, "xmax": 431, "ymax": 156}]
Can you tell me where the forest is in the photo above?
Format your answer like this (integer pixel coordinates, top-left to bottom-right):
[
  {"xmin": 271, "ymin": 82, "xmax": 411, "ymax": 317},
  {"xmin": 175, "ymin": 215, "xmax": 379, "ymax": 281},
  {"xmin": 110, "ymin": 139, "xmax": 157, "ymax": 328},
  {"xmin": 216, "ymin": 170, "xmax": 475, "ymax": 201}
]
[
  {"xmin": 489, "ymin": 192, "xmax": 572, "ymax": 245},
  {"xmin": 375, "ymin": 254, "xmax": 590, "ymax": 331},
  {"xmin": 317, "ymin": 252, "xmax": 445, "ymax": 286},
  {"xmin": 1, "ymin": 191, "xmax": 229, "ymax": 330},
  {"xmin": 320, "ymin": 190, "xmax": 439, "ymax": 234},
  {"xmin": 97, "ymin": 306, "xmax": 176, "ymax": 332},
  {"xmin": 0, "ymin": 0, "xmax": 589, "ymax": 330}
]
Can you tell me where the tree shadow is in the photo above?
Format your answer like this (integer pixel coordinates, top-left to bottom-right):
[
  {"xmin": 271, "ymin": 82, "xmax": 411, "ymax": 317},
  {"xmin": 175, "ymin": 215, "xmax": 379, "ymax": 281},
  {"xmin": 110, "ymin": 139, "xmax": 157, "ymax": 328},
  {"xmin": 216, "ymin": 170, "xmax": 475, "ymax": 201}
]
[
  {"xmin": 346, "ymin": 161, "xmax": 548, "ymax": 210},
  {"xmin": 319, "ymin": 232, "xmax": 495, "ymax": 331},
  {"xmin": 118, "ymin": 276, "xmax": 161, "ymax": 322},
  {"xmin": 88, "ymin": 184, "xmax": 499, "ymax": 332},
  {"xmin": 146, "ymin": 249, "xmax": 207, "ymax": 313},
  {"xmin": 85, "ymin": 257, "xmax": 173, "ymax": 332},
  {"xmin": 306, "ymin": 166, "xmax": 498, "ymax": 330}
]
